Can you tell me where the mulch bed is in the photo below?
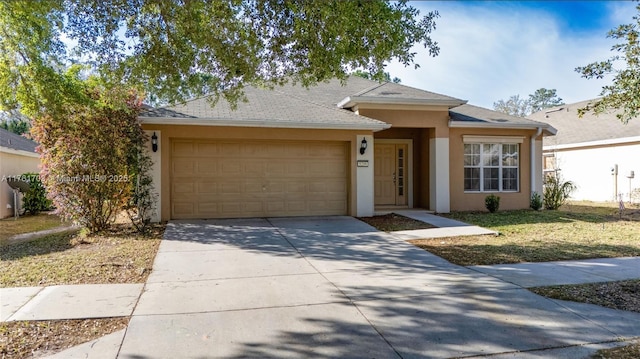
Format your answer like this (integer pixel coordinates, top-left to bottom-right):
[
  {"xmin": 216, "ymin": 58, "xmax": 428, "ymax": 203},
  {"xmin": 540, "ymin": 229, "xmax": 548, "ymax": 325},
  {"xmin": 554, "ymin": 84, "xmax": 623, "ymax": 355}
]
[{"xmin": 358, "ymin": 213, "xmax": 436, "ymax": 232}]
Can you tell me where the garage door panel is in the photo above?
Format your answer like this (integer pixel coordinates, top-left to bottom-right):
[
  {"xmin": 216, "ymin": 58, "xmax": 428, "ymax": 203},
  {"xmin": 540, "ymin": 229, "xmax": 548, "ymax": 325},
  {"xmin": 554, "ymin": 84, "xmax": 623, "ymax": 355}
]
[{"xmin": 171, "ymin": 139, "xmax": 348, "ymax": 219}]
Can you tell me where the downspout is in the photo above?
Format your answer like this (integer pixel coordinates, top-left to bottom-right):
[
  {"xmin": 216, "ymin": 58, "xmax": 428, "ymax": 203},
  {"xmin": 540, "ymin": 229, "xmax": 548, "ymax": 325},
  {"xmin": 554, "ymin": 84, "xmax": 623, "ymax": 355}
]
[{"xmin": 530, "ymin": 127, "xmax": 543, "ymax": 196}]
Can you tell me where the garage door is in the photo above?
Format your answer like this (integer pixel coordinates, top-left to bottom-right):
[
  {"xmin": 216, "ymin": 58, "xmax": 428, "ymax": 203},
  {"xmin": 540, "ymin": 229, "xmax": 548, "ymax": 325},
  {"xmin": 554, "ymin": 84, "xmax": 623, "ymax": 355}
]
[{"xmin": 171, "ymin": 139, "xmax": 349, "ymax": 219}]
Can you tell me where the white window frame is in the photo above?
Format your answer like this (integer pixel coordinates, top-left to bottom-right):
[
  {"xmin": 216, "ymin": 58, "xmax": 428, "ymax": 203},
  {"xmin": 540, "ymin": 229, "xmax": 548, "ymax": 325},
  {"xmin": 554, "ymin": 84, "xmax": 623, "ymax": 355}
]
[{"xmin": 463, "ymin": 137, "xmax": 522, "ymax": 193}]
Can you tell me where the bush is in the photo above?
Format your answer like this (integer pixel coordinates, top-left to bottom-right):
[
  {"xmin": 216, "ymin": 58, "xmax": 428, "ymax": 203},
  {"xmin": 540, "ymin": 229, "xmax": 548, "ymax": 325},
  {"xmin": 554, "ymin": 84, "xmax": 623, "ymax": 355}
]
[
  {"xmin": 543, "ymin": 173, "xmax": 576, "ymax": 210},
  {"xmin": 21, "ymin": 173, "xmax": 52, "ymax": 215},
  {"xmin": 485, "ymin": 194, "xmax": 500, "ymax": 213},
  {"xmin": 530, "ymin": 192, "xmax": 542, "ymax": 211}
]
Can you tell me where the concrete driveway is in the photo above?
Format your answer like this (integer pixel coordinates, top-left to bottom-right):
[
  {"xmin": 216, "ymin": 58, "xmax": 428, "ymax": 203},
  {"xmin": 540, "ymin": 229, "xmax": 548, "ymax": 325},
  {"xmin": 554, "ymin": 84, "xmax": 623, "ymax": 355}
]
[{"xmin": 118, "ymin": 216, "xmax": 640, "ymax": 358}]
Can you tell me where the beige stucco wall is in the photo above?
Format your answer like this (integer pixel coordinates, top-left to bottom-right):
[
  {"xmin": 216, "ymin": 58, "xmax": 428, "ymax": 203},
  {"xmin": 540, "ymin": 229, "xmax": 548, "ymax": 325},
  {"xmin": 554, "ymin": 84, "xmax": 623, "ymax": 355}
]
[
  {"xmin": 141, "ymin": 124, "xmax": 371, "ymax": 221},
  {"xmin": 358, "ymin": 108, "xmax": 450, "ymax": 136},
  {"xmin": 449, "ymin": 128, "xmax": 542, "ymax": 211},
  {"xmin": 1, "ymin": 150, "xmax": 41, "ymax": 218}
]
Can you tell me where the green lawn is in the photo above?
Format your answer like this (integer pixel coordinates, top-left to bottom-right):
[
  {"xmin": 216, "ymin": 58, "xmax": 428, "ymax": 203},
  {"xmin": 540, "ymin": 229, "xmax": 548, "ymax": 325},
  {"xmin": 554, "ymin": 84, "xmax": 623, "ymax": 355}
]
[{"xmin": 409, "ymin": 202, "xmax": 640, "ymax": 266}]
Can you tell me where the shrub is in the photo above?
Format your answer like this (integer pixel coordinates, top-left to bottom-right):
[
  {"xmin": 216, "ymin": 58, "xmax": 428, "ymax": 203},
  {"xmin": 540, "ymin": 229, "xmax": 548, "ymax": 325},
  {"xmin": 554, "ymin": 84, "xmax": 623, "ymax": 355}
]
[
  {"xmin": 21, "ymin": 172, "xmax": 53, "ymax": 215},
  {"xmin": 543, "ymin": 173, "xmax": 576, "ymax": 210},
  {"xmin": 485, "ymin": 194, "xmax": 500, "ymax": 213},
  {"xmin": 530, "ymin": 192, "xmax": 542, "ymax": 211},
  {"xmin": 31, "ymin": 82, "xmax": 149, "ymax": 233}
]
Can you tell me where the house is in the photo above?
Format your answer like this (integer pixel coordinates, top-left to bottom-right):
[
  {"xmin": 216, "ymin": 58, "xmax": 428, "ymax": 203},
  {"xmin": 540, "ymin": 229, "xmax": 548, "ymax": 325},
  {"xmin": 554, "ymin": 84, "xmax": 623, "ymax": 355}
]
[
  {"xmin": 0, "ymin": 128, "xmax": 40, "ymax": 218},
  {"xmin": 529, "ymin": 100, "xmax": 640, "ymax": 202},
  {"xmin": 140, "ymin": 77, "xmax": 556, "ymax": 221}
]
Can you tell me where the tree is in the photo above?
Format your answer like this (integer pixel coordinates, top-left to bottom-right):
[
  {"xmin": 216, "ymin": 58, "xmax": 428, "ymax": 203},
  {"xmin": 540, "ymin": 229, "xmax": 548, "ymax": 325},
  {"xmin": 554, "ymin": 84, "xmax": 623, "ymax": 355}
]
[
  {"xmin": 0, "ymin": 111, "xmax": 30, "ymax": 136},
  {"xmin": 0, "ymin": 1, "xmax": 438, "ymax": 115},
  {"xmin": 493, "ymin": 95, "xmax": 531, "ymax": 117},
  {"xmin": 494, "ymin": 88, "xmax": 563, "ymax": 117},
  {"xmin": 575, "ymin": 4, "xmax": 640, "ymax": 124},
  {"xmin": 528, "ymin": 88, "xmax": 564, "ymax": 113},
  {"xmin": 30, "ymin": 71, "xmax": 151, "ymax": 233},
  {"xmin": 352, "ymin": 70, "xmax": 402, "ymax": 83}
]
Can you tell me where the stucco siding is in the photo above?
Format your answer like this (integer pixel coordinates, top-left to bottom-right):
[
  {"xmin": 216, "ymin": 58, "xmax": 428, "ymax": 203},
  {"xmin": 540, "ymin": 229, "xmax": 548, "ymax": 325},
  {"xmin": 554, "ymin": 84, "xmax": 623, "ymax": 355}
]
[
  {"xmin": 1, "ymin": 151, "xmax": 40, "ymax": 218},
  {"xmin": 449, "ymin": 128, "xmax": 539, "ymax": 211},
  {"xmin": 141, "ymin": 124, "xmax": 370, "ymax": 221},
  {"xmin": 545, "ymin": 142, "xmax": 640, "ymax": 202}
]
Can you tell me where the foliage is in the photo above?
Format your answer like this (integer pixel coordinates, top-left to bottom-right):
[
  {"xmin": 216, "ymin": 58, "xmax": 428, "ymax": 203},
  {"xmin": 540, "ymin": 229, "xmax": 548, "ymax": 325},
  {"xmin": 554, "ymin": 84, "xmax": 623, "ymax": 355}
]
[
  {"xmin": 30, "ymin": 75, "xmax": 146, "ymax": 233},
  {"xmin": 530, "ymin": 192, "xmax": 542, "ymax": 211},
  {"xmin": 0, "ymin": 1, "xmax": 439, "ymax": 114},
  {"xmin": 0, "ymin": 111, "xmax": 30, "ymax": 135},
  {"xmin": 575, "ymin": 4, "xmax": 640, "ymax": 124},
  {"xmin": 125, "ymin": 153, "xmax": 157, "ymax": 234},
  {"xmin": 528, "ymin": 88, "xmax": 564, "ymax": 113},
  {"xmin": 493, "ymin": 88, "xmax": 563, "ymax": 117},
  {"xmin": 21, "ymin": 172, "xmax": 53, "ymax": 215},
  {"xmin": 352, "ymin": 70, "xmax": 402, "ymax": 83},
  {"xmin": 493, "ymin": 94, "xmax": 530, "ymax": 117},
  {"xmin": 543, "ymin": 173, "xmax": 576, "ymax": 210},
  {"xmin": 485, "ymin": 194, "xmax": 500, "ymax": 213}
]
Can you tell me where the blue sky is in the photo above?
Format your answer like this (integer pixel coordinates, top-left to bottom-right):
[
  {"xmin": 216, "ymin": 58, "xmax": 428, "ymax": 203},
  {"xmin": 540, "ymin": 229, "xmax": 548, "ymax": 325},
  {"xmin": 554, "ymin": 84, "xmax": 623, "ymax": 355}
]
[{"xmin": 386, "ymin": 1, "xmax": 638, "ymax": 109}]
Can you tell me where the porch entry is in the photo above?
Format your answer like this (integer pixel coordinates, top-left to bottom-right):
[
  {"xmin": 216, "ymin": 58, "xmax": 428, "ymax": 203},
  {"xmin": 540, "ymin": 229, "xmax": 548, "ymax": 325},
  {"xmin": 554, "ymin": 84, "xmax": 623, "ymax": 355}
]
[{"xmin": 374, "ymin": 142, "xmax": 408, "ymax": 206}]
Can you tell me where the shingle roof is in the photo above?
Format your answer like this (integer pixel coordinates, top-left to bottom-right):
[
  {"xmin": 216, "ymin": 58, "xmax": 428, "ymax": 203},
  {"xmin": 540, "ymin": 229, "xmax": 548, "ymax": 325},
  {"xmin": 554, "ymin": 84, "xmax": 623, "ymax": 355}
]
[
  {"xmin": 449, "ymin": 104, "xmax": 557, "ymax": 134},
  {"xmin": 140, "ymin": 82, "xmax": 390, "ymax": 131},
  {"xmin": 0, "ymin": 128, "xmax": 38, "ymax": 153},
  {"xmin": 141, "ymin": 76, "xmax": 553, "ymax": 133},
  {"xmin": 528, "ymin": 99, "xmax": 640, "ymax": 146}
]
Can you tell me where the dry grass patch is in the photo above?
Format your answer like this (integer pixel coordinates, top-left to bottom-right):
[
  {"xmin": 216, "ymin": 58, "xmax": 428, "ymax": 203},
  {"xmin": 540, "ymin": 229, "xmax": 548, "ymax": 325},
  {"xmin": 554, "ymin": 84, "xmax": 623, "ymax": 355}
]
[
  {"xmin": 409, "ymin": 203, "xmax": 640, "ymax": 266},
  {"xmin": 592, "ymin": 341, "xmax": 640, "ymax": 359},
  {"xmin": 0, "ymin": 213, "xmax": 68, "ymax": 242},
  {"xmin": 530, "ymin": 280, "xmax": 640, "ymax": 313},
  {"xmin": 0, "ymin": 224, "xmax": 163, "ymax": 287},
  {"xmin": 0, "ymin": 318, "xmax": 128, "ymax": 359},
  {"xmin": 358, "ymin": 213, "xmax": 435, "ymax": 232}
]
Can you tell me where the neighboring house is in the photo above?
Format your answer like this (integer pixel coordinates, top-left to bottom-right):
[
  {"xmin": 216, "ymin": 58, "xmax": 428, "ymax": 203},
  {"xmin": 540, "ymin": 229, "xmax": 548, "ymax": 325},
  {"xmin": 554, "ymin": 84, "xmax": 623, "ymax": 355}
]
[
  {"xmin": 140, "ymin": 77, "xmax": 555, "ymax": 221},
  {"xmin": 0, "ymin": 128, "xmax": 40, "ymax": 218},
  {"xmin": 529, "ymin": 100, "xmax": 640, "ymax": 202}
]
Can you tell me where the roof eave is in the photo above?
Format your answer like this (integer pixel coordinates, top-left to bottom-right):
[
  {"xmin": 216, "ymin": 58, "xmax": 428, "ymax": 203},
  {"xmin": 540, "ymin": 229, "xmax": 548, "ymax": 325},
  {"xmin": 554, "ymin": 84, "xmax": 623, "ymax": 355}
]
[
  {"xmin": 139, "ymin": 117, "xmax": 391, "ymax": 132},
  {"xmin": 338, "ymin": 96, "xmax": 467, "ymax": 109},
  {"xmin": 449, "ymin": 120, "xmax": 557, "ymax": 136},
  {"xmin": 0, "ymin": 146, "xmax": 39, "ymax": 157}
]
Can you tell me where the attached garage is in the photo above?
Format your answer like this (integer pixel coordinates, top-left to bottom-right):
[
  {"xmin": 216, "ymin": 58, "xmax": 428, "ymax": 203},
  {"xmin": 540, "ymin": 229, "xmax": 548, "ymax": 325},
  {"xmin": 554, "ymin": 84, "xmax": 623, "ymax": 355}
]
[{"xmin": 170, "ymin": 139, "xmax": 349, "ymax": 219}]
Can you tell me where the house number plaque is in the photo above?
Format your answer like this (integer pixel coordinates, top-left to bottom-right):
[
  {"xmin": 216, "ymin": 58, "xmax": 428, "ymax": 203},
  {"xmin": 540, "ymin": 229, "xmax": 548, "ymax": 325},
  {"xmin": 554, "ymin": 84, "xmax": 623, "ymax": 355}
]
[{"xmin": 357, "ymin": 160, "xmax": 369, "ymax": 167}]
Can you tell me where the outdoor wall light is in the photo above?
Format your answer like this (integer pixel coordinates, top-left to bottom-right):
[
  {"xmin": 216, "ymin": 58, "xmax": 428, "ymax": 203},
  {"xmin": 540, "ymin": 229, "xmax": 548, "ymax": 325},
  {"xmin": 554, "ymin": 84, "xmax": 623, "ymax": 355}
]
[
  {"xmin": 359, "ymin": 138, "xmax": 368, "ymax": 155},
  {"xmin": 151, "ymin": 132, "xmax": 158, "ymax": 152}
]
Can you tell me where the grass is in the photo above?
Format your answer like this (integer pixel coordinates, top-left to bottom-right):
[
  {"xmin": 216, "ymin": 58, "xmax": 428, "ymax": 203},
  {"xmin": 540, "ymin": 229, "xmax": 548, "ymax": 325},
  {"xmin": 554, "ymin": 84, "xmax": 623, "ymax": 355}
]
[
  {"xmin": 592, "ymin": 341, "xmax": 640, "ymax": 359},
  {"xmin": 408, "ymin": 202, "xmax": 640, "ymax": 266},
  {"xmin": 530, "ymin": 280, "xmax": 640, "ymax": 313},
  {"xmin": 0, "ymin": 318, "xmax": 128, "ymax": 359},
  {"xmin": 0, "ymin": 213, "xmax": 68, "ymax": 242},
  {"xmin": 358, "ymin": 213, "xmax": 435, "ymax": 232},
  {"xmin": 0, "ymin": 223, "xmax": 162, "ymax": 287}
]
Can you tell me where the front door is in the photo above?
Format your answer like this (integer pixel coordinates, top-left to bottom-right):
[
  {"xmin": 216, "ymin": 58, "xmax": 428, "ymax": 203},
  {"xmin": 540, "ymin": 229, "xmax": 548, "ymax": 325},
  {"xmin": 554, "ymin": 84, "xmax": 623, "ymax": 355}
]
[{"xmin": 374, "ymin": 143, "xmax": 408, "ymax": 206}]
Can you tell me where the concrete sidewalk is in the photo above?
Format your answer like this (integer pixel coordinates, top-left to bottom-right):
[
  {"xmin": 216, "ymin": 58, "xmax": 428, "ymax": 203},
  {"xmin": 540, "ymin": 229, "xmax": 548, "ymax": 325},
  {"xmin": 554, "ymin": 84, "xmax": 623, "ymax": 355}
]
[
  {"xmin": 391, "ymin": 210, "xmax": 498, "ymax": 239},
  {"xmin": 1, "ymin": 216, "xmax": 638, "ymax": 359}
]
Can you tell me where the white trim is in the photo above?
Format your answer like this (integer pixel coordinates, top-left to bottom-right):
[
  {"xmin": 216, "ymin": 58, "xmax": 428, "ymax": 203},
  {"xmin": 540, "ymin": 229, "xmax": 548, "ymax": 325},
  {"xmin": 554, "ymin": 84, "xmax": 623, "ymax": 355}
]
[
  {"xmin": 338, "ymin": 96, "xmax": 467, "ymax": 109},
  {"xmin": 544, "ymin": 136, "xmax": 640, "ymax": 151},
  {"xmin": 463, "ymin": 135, "xmax": 525, "ymax": 144},
  {"xmin": 0, "ymin": 147, "xmax": 39, "ymax": 158},
  {"xmin": 139, "ymin": 117, "xmax": 391, "ymax": 132},
  {"xmin": 450, "ymin": 120, "xmax": 557, "ymax": 135},
  {"xmin": 374, "ymin": 139, "xmax": 414, "ymax": 208}
]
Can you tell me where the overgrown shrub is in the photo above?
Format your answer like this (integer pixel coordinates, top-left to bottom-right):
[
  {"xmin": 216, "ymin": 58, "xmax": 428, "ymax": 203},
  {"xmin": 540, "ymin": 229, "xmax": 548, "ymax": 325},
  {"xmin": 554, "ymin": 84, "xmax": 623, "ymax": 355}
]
[
  {"xmin": 543, "ymin": 173, "xmax": 576, "ymax": 210},
  {"xmin": 125, "ymin": 153, "xmax": 157, "ymax": 234},
  {"xmin": 21, "ymin": 172, "xmax": 53, "ymax": 215},
  {"xmin": 530, "ymin": 192, "xmax": 542, "ymax": 211},
  {"xmin": 485, "ymin": 194, "xmax": 500, "ymax": 213},
  {"xmin": 31, "ymin": 79, "xmax": 152, "ymax": 233}
]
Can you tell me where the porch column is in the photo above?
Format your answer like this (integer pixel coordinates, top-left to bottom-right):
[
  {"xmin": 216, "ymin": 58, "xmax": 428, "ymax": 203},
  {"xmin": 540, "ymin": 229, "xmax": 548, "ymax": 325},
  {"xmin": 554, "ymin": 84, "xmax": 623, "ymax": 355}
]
[
  {"xmin": 356, "ymin": 134, "xmax": 375, "ymax": 217},
  {"xmin": 429, "ymin": 137, "xmax": 450, "ymax": 213}
]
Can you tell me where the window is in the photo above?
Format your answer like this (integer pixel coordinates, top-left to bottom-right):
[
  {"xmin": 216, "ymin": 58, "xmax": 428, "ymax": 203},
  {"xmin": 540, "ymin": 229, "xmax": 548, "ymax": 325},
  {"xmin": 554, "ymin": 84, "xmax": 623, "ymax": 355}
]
[{"xmin": 464, "ymin": 143, "xmax": 519, "ymax": 192}]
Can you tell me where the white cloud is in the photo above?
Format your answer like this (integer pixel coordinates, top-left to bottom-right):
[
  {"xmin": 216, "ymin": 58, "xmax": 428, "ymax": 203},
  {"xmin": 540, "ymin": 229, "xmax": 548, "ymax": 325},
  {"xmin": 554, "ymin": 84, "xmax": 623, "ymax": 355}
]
[{"xmin": 386, "ymin": 2, "xmax": 637, "ymax": 109}]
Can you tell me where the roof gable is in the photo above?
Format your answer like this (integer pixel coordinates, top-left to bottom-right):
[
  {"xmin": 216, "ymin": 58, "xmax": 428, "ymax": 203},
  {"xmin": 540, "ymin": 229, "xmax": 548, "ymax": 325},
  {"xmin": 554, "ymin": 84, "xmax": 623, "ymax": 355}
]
[
  {"xmin": 529, "ymin": 100, "xmax": 640, "ymax": 146},
  {"xmin": 449, "ymin": 104, "xmax": 556, "ymax": 135}
]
